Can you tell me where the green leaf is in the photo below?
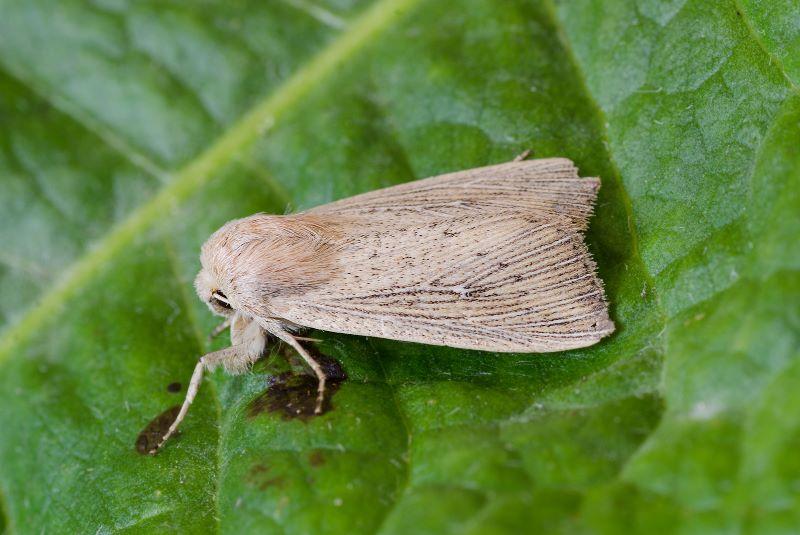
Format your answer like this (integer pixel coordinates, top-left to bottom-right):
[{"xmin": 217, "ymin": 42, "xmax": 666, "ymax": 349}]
[{"xmin": 0, "ymin": 0, "xmax": 797, "ymax": 532}]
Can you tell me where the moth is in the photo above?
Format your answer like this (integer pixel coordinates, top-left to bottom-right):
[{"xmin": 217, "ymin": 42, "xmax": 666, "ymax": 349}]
[{"xmin": 151, "ymin": 155, "xmax": 614, "ymax": 453}]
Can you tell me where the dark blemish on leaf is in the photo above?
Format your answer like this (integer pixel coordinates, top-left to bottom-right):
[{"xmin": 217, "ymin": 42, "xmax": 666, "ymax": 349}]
[
  {"xmin": 166, "ymin": 382, "xmax": 182, "ymax": 393},
  {"xmin": 246, "ymin": 463, "xmax": 285, "ymax": 491},
  {"xmin": 309, "ymin": 450, "xmax": 326, "ymax": 467},
  {"xmin": 247, "ymin": 372, "xmax": 344, "ymax": 421},
  {"xmin": 250, "ymin": 463, "xmax": 268, "ymax": 476},
  {"xmin": 135, "ymin": 405, "xmax": 180, "ymax": 455},
  {"xmin": 247, "ymin": 348, "xmax": 346, "ymax": 421}
]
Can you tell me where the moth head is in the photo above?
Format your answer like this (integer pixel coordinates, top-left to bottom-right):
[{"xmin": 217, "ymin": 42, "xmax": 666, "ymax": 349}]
[{"xmin": 194, "ymin": 267, "xmax": 235, "ymax": 317}]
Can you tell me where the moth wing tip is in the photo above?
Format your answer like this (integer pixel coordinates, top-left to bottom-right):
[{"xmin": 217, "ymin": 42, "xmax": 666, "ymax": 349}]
[
  {"xmin": 550, "ymin": 156, "xmax": 577, "ymax": 166},
  {"xmin": 593, "ymin": 281, "xmax": 615, "ymax": 333},
  {"xmin": 596, "ymin": 316, "xmax": 615, "ymax": 336}
]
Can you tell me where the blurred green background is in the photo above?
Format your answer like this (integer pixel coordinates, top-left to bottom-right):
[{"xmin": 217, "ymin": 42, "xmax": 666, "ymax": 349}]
[{"xmin": 0, "ymin": 0, "xmax": 798, "ymax": 533}]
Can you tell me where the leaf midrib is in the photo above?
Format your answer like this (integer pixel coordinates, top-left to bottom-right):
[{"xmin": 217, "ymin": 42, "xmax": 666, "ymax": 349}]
[{"xmin": 0, "ymin": 0, "xmax": 423, "ymax": 363}]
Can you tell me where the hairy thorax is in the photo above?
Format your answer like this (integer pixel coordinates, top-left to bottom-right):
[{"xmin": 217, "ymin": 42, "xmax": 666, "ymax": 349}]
[{"xmin": 197, "ymin": 213, "xmax": 343, "ymax": 318}]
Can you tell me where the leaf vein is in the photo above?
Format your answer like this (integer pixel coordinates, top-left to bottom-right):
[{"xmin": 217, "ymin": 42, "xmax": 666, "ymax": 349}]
[
  {"xmin": 0, "ymin": 62, "xmax": 169, "ymax": 181},
  {"xmin": 369, "ymin": 338, "xmax": 413, "ymax": 534},
  {"xmin": 0, "ymin": 0, "xmax": 423, "ymax": 365},
  {"xmin": 732, "ymin": 0, "xmax": 800, "ymax": 92}
]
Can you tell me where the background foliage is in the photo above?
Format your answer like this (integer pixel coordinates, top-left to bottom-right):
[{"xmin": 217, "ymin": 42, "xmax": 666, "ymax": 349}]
[{"xmin": 0, "ymin": 0, "xmax": 798, "ymax": 532}]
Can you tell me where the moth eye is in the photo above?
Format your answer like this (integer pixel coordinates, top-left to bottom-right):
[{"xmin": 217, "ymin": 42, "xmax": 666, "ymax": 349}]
[{"xmin": 211, "ymin": 290, "xmax": 233, "ymax": 310}]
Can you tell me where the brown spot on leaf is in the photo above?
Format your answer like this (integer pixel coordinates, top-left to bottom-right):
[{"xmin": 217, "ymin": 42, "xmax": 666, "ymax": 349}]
[
  {"xmin": 246, "ymin": 463, "xmax": 285, "ymax": 491},
  {"xmin": 135, "ymin": 405, "xmax": 180, "ymax": 455},
  {"xmin": 247, "ymin": 347, "xmax": 346, "ymax": 421},
  {"xmin": 309, "ymin": 450, "xmax": 326, "ymax": 467},
  {"xmin": 166, "ymin": 382, "xmax": 182, "ymax": 393}
]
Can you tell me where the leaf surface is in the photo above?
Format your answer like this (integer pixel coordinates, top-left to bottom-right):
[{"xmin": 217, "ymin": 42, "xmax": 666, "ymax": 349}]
[{"xmin": 0, "ymin": 0, "xmax": 797, "ymax": 532}]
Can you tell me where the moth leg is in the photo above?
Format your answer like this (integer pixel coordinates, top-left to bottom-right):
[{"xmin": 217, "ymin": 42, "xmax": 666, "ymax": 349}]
[
  {"xmin": 513, "ymin": 149, "xmax": 532, "ymax": 162},
  {"xmin": 151, "ymin": 345, "xmax": 241, "ymax": 454},
  {"xmin": 272, "ymin": 329, "xmax": 327, "ymax": 415},
  {"xmin": 208, "ymin": 316, "xmax": 232, "ymax": 342},
  {"xmin": 293, "ymin": 335, "xmax": 322, "ymax": 343}
]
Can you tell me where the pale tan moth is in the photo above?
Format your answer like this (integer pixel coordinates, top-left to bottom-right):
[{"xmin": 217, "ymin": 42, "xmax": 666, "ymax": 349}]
[{"xmin": 150, "ymin": 154, "xmax": 614, "ymax": 453}]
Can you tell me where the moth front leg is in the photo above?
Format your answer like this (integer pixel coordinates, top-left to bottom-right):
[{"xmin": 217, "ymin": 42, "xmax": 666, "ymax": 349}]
[
  {"xmin": 150, "ymin": 345, "xmax": 245, "ymax": 454},
  {"xmin": 513, "ymin": 148, "xmax": 532, "ymax": 162},
  {"xmin": 208, "ymin": 316, "xmax": 232, "ymax": 341}
]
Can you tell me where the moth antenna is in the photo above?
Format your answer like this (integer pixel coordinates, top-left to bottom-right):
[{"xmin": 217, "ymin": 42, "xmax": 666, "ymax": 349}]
[
  {"xmin": 214, "ymin": 294, "xmax": 230, "ymax": 305},
  {"xmin": 272, "ymin": 328, "xmax": 327, "ymax": 414}
]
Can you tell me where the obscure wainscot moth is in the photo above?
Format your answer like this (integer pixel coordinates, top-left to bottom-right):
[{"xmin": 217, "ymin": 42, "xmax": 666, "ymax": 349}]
[{"xmin": 148, "ymin": 155, "xmax": 614, "ymax": 453}]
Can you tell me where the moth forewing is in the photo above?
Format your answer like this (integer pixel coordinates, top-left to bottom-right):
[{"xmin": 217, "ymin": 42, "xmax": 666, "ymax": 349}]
[
  {"xmin": 310, "ymin": 158, "xmax": 600, "ymax": 231},
  {"xmin": 150, "ymin": 157, "xmax": 613, "ymax": 453},
  {"xmin": 268, "ymin": 212, "xmax": 612, "ymax": 352}
]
